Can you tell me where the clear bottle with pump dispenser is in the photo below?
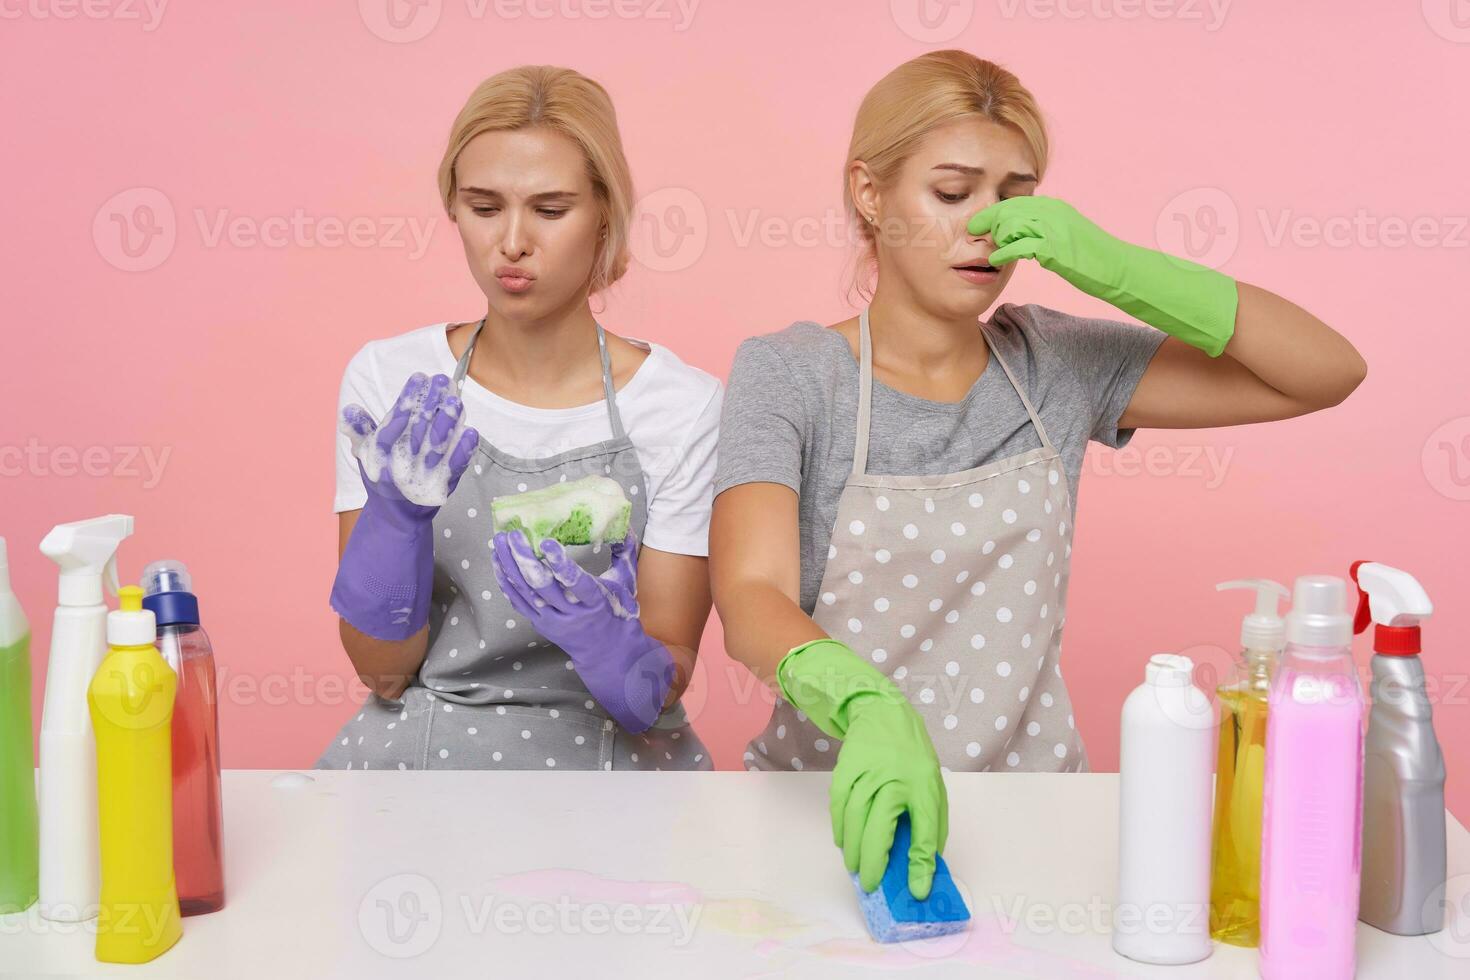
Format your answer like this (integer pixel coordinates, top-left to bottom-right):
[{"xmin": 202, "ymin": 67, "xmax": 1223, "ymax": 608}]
[
  {"xmin": 1208, "ymin": 578, "xmax": 1288, "ymax": 947},
  {"xmin": 0, "ymin": 537, "xmax": 40, "ymax": 915},
  {"xmin": 1351, "ymin": 560, "xmax": 1445, "ymax": 936},
  {"xmin": 88, "ymin": 585, "xmax": 182, "ymax": 963},
  {"xmin": 142, "ymin": 559, "xmax": 224, "ymax": 916},
  {"xmin": 1259, "ymin": 575, "xmax": 1365, "ymax": 980},
  {"xmin": 36, "ymin": 514, "xmax": 134, "ymax": 921}
]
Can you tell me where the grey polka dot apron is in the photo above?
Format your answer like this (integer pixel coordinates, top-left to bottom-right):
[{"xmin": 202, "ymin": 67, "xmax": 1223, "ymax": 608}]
[
  {"xmin": 318, "ymin": 320, "xmax": 712, "ymax": 772},
  {"xmin": 745, "ymin": 306, "xmax": 1087, "ymax": 774}
]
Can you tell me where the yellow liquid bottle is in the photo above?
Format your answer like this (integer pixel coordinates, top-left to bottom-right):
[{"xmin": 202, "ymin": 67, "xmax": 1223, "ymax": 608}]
[
  {"xmin": 88, "ymin": 586, "xmax": 182, "ymax": 964},
  {"xmin": 1209, "ymin": 578, "xmax": 1286, "ymax": 948},
  {"xmin": 1209, "ymin": 680, "xmax": 1269, "ymax": 944}
]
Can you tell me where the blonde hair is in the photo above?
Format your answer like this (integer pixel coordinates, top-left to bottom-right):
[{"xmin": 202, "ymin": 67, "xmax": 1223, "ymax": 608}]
[
  {"xmin": 844, "ymin": 50, "xmax": 1049, "ymax": 301},
  {"xmin": 438, "ymin": 65, "xmax": 634, "ymax": 298}
]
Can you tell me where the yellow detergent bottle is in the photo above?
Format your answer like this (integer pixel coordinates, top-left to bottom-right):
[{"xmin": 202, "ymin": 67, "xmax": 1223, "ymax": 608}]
[
  {"xmin": 87, "ymin": 585, "xmax": 182, "ymax": 963},
  {"xmin": 1208, "ymin": 578, "xmax": 1288, "ymax": 947}
]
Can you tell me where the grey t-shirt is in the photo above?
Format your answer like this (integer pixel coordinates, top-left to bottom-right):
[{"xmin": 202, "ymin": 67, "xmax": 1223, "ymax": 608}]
[{"xmin": 714, "ymin": 302, "xmax": 1168, "ymax": 613}]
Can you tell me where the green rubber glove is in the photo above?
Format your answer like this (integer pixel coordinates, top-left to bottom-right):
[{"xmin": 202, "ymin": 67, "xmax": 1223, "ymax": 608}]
[
  {"xmin": 777, "ymin": 638, "xmax": 948, "ymax": 900},
  {"xmin": 967, "ymin": 195, "xmax": 1239, "ymax": 357}
]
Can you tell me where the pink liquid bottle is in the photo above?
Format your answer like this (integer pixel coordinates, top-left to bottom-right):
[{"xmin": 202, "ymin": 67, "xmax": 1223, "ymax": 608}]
[
  {"xmin": 141, "ymin": 560, "xmax": 224, "ymax": 916},
  {"xmin": 1259, "ymin": 575, "xmax": 1365, "ymax": 979}
]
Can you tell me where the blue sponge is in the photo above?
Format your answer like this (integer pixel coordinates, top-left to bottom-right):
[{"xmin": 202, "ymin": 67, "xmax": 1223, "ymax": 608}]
[{"xmin": 850, "ymin": 813, "xmax": 970, "ymax": 943}]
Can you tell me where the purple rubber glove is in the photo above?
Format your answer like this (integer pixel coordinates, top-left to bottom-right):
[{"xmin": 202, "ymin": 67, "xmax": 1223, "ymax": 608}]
[
  {"xmin": 331, "ymin": 372, "xmax": 479, "ymax": 641},
  {"xmin": 491, "ymin": 530, "xmax": 675, "ymax": 733}
]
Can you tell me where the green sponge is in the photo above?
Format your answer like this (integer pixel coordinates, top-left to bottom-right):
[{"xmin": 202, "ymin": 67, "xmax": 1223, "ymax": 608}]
[{"xmin": 491, "ymin": 475, "xmax": 632, "ymax": 555}]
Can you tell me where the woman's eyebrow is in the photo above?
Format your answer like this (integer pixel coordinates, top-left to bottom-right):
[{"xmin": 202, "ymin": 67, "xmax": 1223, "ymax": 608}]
[
  {"xmin": 931, "ymin": 163, "xmax": 1038, "ymax": 183},
  {"xmin": 458, "ymin": 186, "xmax": 581, "ymax": 201}
]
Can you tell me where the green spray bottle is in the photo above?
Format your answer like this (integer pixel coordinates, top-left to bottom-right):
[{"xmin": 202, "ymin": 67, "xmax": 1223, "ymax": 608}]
[{"xmin": 0, "ymin": 536, "xmax": 40, "ymax": 914}]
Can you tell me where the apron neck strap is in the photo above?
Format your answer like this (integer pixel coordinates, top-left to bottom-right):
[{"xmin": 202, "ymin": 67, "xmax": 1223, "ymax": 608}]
[
  {"xmin": 451, "ymin": 318, "xmax": 628, "ymax": 440},
  {"xmin": 594, "ymin": 323, "xmax": 627, "ymax": 439},
  {"xmin": 451, "ymin": 317, "xmax": 485, "ymax": 389},
  {"xmin": 979, "ymin": 321, "xmax": 1056, "ymax": 452},
  {"xmin": 851, "ymin": 305, "xmax": 1057, "ymax": 478},
  {"xmin": 854, "ymin": 307, "xmax": 875, "ymax": 477}
]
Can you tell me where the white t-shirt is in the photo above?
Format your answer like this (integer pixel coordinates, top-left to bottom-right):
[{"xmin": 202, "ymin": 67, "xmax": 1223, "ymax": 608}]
[{"xmin": 334, "ymin": 323, "xmax": 724, "ymax": 557}]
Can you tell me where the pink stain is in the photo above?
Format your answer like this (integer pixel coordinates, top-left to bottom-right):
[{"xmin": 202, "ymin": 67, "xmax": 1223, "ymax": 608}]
[{"xmin": 801, "ymin": 920, "xmax": 1110, "ymax": 976}]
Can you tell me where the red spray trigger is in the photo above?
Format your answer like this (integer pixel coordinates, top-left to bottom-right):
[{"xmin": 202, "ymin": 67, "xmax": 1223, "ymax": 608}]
[
  {"xmin": 1350, "ymin": 560, "xmax": 1429, "ymax": 656},
  {"xmin": 1350, "ymin": 559, "xmax": 1372, "ymax": 635}
]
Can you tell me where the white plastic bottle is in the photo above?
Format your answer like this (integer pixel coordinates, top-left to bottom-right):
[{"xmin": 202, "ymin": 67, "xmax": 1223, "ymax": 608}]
[
  {"xmin": 36, "ymin": 515, "xmax": 134, "ymax": 922},
  {"xmin": 1113, "ymin": 653, "xmax": 1216, "ymax": 965}
]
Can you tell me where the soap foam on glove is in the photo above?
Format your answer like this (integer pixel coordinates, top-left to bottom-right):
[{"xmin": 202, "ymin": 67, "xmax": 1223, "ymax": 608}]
[
  {"xmin": 342, "ymin": 377, "xmax": 471, "ymax": 509},
  {"xmin": 852, "ymin": 813, "xmax": 970, "ymax": 943}
]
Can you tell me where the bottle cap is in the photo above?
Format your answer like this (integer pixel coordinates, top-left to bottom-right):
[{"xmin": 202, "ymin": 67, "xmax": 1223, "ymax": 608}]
[
  {"xmin": 107, "ymin": 585, "xmax": 156, "ymax": 646},
  {"xmin": 141, "ymin": 559, "xmax": 200, "ymax": 627},
  {"xmin": 1145, "ymin": 653, "xmax": 1194, "ymax": 686},
  {"xmin": 1285, "ymin": 575, "xmax": 1353, "ymax": 647}
]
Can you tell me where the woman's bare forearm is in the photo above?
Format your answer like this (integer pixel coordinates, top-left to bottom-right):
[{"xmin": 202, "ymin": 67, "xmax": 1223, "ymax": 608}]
[
  {"xmin": 709, "ymin": 483, "xmax": 827, "ymax": 693},
  {"xmin": 339, "ymin": 621, "xmax": 429, "ymax": 701},
  {"xmin": 637, "ymin": 548, "xmax": 713, "ymax": 710},
  {"xmin": 1227, "ymin": 281, "xmax": 1367, "ymax": 408},
  {"xmin": 652, "ymin": 639, "xmax": 698, "ymax": 709},
  {"xmin": 714, "ymin": 578, "xmax": 826, "ymax": 692}
]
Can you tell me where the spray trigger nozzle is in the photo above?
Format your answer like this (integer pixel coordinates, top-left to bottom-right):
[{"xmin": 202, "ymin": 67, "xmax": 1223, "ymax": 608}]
[
  {"xmin": 1349, "ymin": 560, "xmax": 1432, "ymax": 656},
  {"xmin": 39, "ymin": 514, "xmax": 135, "ymax": 608}
]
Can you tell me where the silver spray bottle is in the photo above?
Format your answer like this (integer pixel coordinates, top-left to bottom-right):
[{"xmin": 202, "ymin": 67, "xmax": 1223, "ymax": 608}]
[{"xmin": 1351, "ymin": 559, "xmax": 1445, "ymax": 936}]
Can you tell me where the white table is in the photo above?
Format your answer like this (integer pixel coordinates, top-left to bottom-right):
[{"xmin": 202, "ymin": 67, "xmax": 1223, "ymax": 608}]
[{"xmin": 2, "ymin": 771, "xmax": 1466, "ymax": 978}]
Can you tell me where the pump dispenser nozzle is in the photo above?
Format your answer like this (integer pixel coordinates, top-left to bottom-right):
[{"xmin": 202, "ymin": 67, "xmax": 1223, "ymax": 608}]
[{"xmin": 1216, "ymin": 579, "xmax": 1290, "ymax": 652}]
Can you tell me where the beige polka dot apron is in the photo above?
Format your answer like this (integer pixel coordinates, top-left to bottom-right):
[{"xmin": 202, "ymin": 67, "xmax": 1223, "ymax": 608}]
[
  {"xmin": 745, "ymin": 306, "xmax": 1087, "ymax": 773},
  {"xmin": 318, "ymin": 320, "xmax": 712, "ymax": 771}
]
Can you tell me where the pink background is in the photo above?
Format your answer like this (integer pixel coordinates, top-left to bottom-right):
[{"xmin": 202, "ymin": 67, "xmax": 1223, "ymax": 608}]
[{"xmin": 3, "ymin": 2, "xmax": 1468, "ymax": 818}]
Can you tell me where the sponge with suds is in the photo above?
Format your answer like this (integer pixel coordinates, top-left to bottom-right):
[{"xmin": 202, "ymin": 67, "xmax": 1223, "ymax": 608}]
[{"xmin": 491, "ymin": 475, "xmax": 632, "ymax": 555}]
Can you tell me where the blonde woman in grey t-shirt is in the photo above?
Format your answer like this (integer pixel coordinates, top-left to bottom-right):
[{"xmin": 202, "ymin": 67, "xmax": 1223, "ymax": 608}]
[{"xmin": 709, "ymin": 49, "xmax": 1367, "ymax": 901}]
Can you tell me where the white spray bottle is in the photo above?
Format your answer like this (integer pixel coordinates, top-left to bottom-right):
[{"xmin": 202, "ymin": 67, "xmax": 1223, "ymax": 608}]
[{"xmin": 36, "ymin": 515, "xmax": 134, "ymax": 922}]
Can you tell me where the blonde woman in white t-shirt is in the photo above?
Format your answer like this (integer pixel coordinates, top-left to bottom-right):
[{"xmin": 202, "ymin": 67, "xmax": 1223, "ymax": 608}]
[{"xmin": 316, "ymin": 66, "xmax": 722, "ymax": 772}]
